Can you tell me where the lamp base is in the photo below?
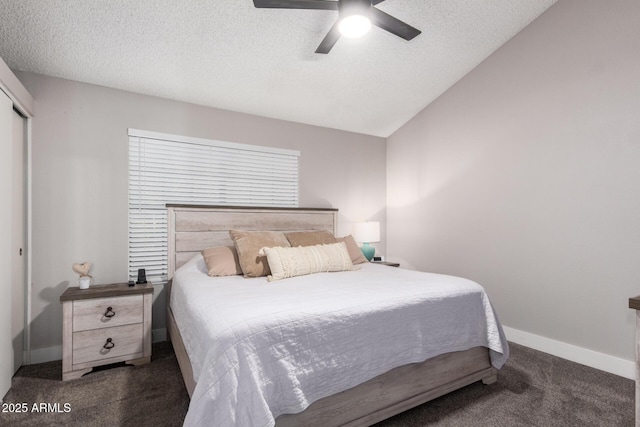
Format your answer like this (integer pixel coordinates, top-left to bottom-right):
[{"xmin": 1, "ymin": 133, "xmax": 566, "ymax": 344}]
[{"xmin": 360, "ymin": 242, "xmax": 375, "ymax": 261}]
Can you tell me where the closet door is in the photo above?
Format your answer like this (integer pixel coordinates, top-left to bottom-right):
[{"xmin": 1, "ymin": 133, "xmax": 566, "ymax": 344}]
[
  {"xmin": 0, "ymin": 91, "xmax": 13, "ymax": 399},
  {"xmin": 11, "ymin": 108, "xmax": 25, "ymax": 374}
]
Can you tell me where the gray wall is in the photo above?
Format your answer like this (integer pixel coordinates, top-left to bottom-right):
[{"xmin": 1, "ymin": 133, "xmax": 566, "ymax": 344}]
[
  {"xmin": 387, "ymin": 0, "xmax": 640, "ymax": 363},
  {"xmin": 17, "ymin": 72, "xmax": 386, "ymax": 354}
]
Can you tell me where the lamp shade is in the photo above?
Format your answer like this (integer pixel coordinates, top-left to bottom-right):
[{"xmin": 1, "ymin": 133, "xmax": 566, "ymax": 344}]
[{"xmin": 353, "ymin": 221, "xmax": 380, "ymax": 243}]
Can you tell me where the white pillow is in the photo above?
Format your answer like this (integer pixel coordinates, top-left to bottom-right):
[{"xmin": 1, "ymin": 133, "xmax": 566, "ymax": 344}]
[{"xmin": 259, "ymin": 242, "xmax": 357, "ymax": 282}]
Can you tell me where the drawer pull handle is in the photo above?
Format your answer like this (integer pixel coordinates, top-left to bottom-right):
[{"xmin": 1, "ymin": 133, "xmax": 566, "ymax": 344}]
[
  {"xmin": 104, "ymin": 307, "xmax": 116, "ymax": 318},
  {"xmin": 103, "ymin": 338, "xmax": 115, "ymax": 349}
]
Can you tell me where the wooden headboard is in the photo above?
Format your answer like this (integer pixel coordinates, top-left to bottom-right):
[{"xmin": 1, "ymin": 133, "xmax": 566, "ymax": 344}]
[{"xmin": 166, "ymin": 204, "xmax": 338, "ymax": 278}]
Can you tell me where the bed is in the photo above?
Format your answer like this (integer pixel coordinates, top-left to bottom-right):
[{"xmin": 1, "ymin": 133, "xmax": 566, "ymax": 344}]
[{"xmin": 165, "ymin": 204, "xmax": 509, "ymax": 426}]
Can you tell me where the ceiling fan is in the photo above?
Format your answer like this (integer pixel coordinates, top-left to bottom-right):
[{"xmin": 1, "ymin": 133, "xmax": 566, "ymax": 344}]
[{"xmin": 252, "ymin": 0, "xmax": 421, "ymax": 54}]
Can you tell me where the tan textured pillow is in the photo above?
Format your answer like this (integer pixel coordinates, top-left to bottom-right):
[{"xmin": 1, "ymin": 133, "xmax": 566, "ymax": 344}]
[
  {"xmin": 201, "ymin": 246, "xmax": 242, "ymax": 277},
  {"xmin": 285, "ymin": 230, "xmax": 337, "ymax": 247},
  {"xmin": 336, "ymin": 234, "xmax": 368, "ymax": 265},
  {"xmin": 229, "ymin": 230, "xmax": 290, "ymax": 277},
  {"xmin": 259, "ymin": 242, "xmax": 356, "ymax": 282}
]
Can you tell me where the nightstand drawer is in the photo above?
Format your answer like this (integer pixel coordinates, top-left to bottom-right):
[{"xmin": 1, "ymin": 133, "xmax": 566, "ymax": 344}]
[
  {"xmin": 73, "ymin": 295, "xmax": 143, "ymax": 332},
  {"xmin": 72, "ymin": 323, "xmax": 144, "ymax": 365}
]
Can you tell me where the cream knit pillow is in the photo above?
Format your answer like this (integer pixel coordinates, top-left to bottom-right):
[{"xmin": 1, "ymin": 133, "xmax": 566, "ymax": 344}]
[{"xmin": 259, "ymin": 242, "xmax": 357, "ymax": 282}]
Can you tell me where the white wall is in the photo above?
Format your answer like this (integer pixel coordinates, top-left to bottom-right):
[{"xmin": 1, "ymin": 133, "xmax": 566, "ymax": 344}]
[
  {"xmin": 16, "ymin": 72, "xmax": 386, "ymax": 357},
  {"xmin": 387, "ymin": 0, "xmax": 640, "ymax": 371}
]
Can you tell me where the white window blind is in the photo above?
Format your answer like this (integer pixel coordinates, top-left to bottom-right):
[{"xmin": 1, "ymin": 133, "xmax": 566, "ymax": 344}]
[{"xmin": 128, "ymin": 129, "xmax": 299, "ymax": 284}]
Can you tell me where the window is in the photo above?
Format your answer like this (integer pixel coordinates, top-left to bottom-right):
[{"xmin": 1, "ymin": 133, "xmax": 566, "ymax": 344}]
[{"xmin": 128, "ymin": 129, "xmax": 299, "ymax": 284}]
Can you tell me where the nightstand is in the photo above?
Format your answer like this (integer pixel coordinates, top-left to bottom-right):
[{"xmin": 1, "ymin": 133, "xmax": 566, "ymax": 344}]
[
  {"xmin": 371, "ymin": 261, "xmax": 400, "ymax": 267},
  {"xmin": 60, "ymin": 282, "xmax": 153, "ymax": 381}
]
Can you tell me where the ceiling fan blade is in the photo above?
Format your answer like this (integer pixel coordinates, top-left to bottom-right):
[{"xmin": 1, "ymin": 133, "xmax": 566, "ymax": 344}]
[
  {"xmin": 253, "ymin": 0, "xmax": 338, "ymax": 10},
  {"xmin": 369, "ymin": 7, "xmax": 421, "ymax": 40},
  {"xmin": 315, "ymin": 21, "xmax": 341, "ymax": 54}
]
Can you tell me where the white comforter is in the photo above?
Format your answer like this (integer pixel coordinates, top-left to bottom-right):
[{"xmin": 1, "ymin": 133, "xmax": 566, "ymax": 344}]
[{"xmin": 171, "ymin": 255, "xmax": 509, "ymax": 427}]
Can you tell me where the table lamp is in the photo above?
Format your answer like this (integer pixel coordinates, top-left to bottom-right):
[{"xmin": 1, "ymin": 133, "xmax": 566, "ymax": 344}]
[{"xmin": 353, "ymin": 221, "xmax": 380, "ymax": 261}]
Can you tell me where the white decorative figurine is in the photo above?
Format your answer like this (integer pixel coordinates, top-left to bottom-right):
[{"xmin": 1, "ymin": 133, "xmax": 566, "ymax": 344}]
[{"xmin": 72, "ymin": 262, "xmax": 93, "ymax": 289}]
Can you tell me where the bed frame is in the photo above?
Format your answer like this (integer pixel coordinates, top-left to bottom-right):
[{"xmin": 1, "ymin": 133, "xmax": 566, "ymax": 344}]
[{"xmin": 165, "ymin": 204, "xmax": 498, "ymax": 426}]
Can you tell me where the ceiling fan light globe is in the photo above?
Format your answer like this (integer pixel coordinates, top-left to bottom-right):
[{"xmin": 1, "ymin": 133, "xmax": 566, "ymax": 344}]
[{"xmin": 339, "ymin": 15, "xmax": 371, "ymax": 38}]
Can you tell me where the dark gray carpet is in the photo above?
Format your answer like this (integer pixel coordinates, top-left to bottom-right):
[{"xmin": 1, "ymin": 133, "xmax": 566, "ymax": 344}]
[
  {"xmin": 0, "ymin": 342, "xmax": 190, "ymax": 426},
  {"xmin": 375, "ymin": 343, "xmax": 634, "ymax": 427},
  {"xmin": 0, "ymin": 342, "xmax": 633, "ymax": 426}
]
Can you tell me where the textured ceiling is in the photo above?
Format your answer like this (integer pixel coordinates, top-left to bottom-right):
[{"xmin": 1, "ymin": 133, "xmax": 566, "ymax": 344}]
[{"xmin": 0, "ymin": 0, "xmax": 556, "ymax": 137}]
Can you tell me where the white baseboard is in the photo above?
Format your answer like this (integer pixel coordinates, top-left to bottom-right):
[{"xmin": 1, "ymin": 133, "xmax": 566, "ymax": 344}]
[
  {"xmin": 503, "ymin": 326, "xmax": 634, "ymax": 380},
  {"xmin": 29, "ymin": 328, "xmax": 168, "ymax": 365},
  {"xmin": 30, "ymin": 345, "xmax": 62, "ymax": 364}
]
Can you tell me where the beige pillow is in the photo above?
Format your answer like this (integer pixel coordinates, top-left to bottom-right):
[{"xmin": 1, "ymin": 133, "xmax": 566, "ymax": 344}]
[
  {"xmin": 229, "ymin": 230, "xmax": 290, "ymax": 277},
  {"xmin": 336, "ymin": 234, "xmax": 368, "ymax": 265},
  {"xmin": 201, "ymin": 246, "xmax": 242, "ymax": 277},
  {"xmin": 285, "ymin": 230, "xmax": 337, "ymax": 247},
  {"xmin": 259, "ymin": 242, "xmax": 356, "ymax": 282}
]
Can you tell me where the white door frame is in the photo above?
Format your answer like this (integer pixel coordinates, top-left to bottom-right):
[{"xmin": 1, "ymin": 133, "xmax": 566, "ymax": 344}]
[{"xmin": 0, "ymin": 57, "xmax": 34, "ymax": 366}]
